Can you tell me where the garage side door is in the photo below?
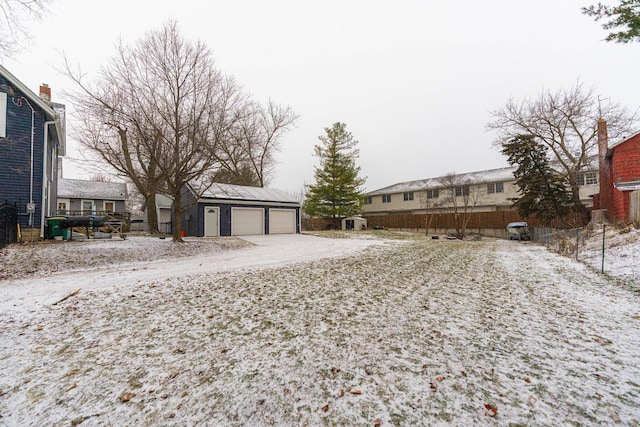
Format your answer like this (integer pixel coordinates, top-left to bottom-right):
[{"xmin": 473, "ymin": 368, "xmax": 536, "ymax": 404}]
[
  {"xmin": 269, "ymin": 209, "xmax": 296, "ymax": 234},
  {"xmin": 231, "ymin": 207, "xmax": 264, "ymax": 236}
]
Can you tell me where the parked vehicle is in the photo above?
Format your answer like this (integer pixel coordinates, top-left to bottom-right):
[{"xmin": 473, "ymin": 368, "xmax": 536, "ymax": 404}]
[{"xmin": 507, "ymin": 222, "xmax": 531, "ymax": 241}]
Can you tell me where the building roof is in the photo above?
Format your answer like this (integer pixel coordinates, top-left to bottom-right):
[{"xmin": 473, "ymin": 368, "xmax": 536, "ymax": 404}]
[
  {"xmin": 58, "ymin": 178, "xmax": 128, "ymax": 200},
  {"xmin": 366, "ymin": 166, "xmax": 517, "ymax": 195},
  {"xmin": 199, "ymin": 183, "xmax": 299, "ymax": 205},
  {"xmin": 609, "ymin": 129, "xmax": 640, "ymax": 151},
  {"xmin": 0, "ymin": 64, "xmax": 66, "ymax": 155}
]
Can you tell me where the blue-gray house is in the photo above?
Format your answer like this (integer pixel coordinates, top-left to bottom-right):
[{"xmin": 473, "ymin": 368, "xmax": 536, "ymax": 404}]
[{"xmin": 0, "ymin": 64, "xmax": 65, "ymax": 238}]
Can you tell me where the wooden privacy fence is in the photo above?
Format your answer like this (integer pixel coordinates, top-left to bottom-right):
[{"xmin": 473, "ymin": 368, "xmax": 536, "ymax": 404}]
[{"xmin": 308, "ymin": 211, "xmax": 585, "ymax": 232}]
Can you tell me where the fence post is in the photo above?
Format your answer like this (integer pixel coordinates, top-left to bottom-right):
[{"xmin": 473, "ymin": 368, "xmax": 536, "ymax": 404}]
[
  {"xmin": 601, "ymin": 224, "xmax": 606, "ymax": 274},
  {"xmin": 576, "ymin": 228, "xmax": 580, "ymax": 261}
]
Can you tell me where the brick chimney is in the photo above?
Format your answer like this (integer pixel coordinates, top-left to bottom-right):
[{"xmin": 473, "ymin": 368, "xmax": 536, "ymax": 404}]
[
  {"xmin": 597, "ymin": 118, "xmax": 612, "ymax": 214},
  {"xmin": 39, "ymin": 84, "xmax": 51, "ymax": 105}
]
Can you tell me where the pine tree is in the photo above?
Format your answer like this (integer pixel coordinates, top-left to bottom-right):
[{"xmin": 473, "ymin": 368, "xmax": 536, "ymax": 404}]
[
  {"xmin": 303, "ymin": 123, "xmax": 366, "ymax": 227},
  {"xmin": 501, "ymin": 135, "xmax": 573, "ymax": 225}
]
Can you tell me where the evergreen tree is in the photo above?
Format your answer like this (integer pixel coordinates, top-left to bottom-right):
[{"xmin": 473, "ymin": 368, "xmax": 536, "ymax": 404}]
[
  {"xmin": 501, "ymin": 135, "xmax": 573, "ymax": 225},
  {"xmin": 303, "ymin": 123, "xmax": 366, "ymax": 227},
  {"xmin": 583, "ymin": 0, "xmax": 640, "ymax": 43}
]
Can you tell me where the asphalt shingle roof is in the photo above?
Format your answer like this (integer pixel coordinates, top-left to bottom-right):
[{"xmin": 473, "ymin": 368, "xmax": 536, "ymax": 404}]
[{"xmin": 58, "ymin": 178, "xmax": 127, "ymax": 200}]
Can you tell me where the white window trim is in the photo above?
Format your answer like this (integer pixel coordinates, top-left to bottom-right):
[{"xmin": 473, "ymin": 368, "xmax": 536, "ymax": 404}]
[
  {"xmin": 57, "ymin": 198, "xmax": 70, "ymax": 213},
  {"xmin": 0, "ymin": 92, "xmax": 6, "ymax": 138},
  {"xmin": 81, "ymin": 199, "xmax": 95, "ymax": 214},
  {"xmin": 103, "ymin": 200, "xmax": 116, "ymax": 212}
]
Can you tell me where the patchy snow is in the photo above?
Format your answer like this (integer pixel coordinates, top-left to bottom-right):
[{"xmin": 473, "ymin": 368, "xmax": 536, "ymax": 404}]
[
  {"xmin": 577, "ymin": 226, "xmax": 640, "ymax": 286},
  {"xmin": 0, "ymin": 231, "xmax": 639, "ymax": 426}
]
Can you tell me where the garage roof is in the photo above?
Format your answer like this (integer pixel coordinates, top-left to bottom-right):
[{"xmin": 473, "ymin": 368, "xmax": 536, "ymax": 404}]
[{"xmin": 199, "ymin": 183, "xmax": 299, "ymax": 205}]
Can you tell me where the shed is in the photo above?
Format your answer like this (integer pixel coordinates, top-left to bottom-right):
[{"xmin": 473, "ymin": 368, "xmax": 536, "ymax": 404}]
[
  {"xmin": 342, "ymin": 216, "xmax": 367, "ymax": 231},
  {"xmin": 183, "ymin": 183, "xmax": 300, "ymax": 236}
]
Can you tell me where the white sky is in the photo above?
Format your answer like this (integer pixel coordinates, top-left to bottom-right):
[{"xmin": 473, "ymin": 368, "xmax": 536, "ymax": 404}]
[{"xmin": 3, "ymin": 0, "xmax": 639, "ymax": 193}]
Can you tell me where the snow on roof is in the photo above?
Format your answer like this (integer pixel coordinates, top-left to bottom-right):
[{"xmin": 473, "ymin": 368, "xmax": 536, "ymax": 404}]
[
  {"xmin": 155, "ymin": 194, "xmax": 173, "ymax": 208},
  {"xmin": 367, "ymin": 166, "xmax": 517, "ymax": 195},
  {"xmin": 608, "ymin": 129, "xmax": 640, "ymax": 151},
  {"xmin": 58, "ymin": 178, "xmax": 127, "ymax": 200},
  {"xmin": 199, "ymin": 183, "xmax": 299, "ymax": 205}
]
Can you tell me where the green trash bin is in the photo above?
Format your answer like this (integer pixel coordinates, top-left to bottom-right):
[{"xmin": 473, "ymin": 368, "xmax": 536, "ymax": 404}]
[{"xmin": 46, "ymin": 216, "xmax": 68, "ymax": 240}]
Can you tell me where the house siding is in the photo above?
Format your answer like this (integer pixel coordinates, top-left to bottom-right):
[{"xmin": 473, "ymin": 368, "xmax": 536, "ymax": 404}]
[
  {"xmin": 609, "ymin": 134, "xmax": 640, "ymax": 221},
  {"xmin": 364, "ymin": 168, "xmax": 598, "ymax": 216},
  {"xmin": 0, "ymin": 76, "xmax": 47, "ymax": 228}
]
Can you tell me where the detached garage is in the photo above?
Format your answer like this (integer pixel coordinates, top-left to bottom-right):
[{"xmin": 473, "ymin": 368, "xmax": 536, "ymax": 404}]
[{"xmin": 184, "ymin": 183, "xmax": 300, "ymax": 237}]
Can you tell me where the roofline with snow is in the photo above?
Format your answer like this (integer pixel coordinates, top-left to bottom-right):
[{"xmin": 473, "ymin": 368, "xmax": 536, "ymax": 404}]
[
  {"xmin": 366, "ymin": 166, "xmax": 517, "ymax": 195},
  {"xmin": 608, "ymin": 129, "xmax": 640, "ymax": 152},
  {"xmin": 0, "ymin": 64, "xmax": 66, "ymax": 154}
]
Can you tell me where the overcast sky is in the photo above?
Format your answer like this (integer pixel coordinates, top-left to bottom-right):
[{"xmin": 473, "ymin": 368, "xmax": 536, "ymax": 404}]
[{"xmin": 4, "ymin": 0, "xmax": 639, "ymax": 193}]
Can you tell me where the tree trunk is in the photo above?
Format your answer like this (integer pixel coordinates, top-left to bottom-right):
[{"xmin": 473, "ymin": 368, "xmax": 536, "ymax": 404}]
[
  {"xmin": 171, "ymin": 193, "xmax": 184, "ymax": 243},
  {"xmin": 145, "ymin": 193, "xmax": 161, "ymax": 234}
]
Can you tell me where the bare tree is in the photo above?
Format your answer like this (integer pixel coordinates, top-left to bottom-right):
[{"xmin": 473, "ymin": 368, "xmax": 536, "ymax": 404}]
[
  {"xmin": 64, "ymin": 21, "xmax": 242, "ymax": 242},
  {"xmin": 419, "ymin": 186, "xmax": 445, "ymax": 235},
  {"xmin": 0, "ymin": 0, "xmax": 50, "ymax": 56},
  {"xmin": 487, "ymin": 81, "xmax": 637, "ymax": 222},
  {"xmin": 438, "ymin": 174, "xmax": 482, "ymax": 239},
  {"xmin": 217, "ymin": 99, "xmax": 298, "ymax": 186}
]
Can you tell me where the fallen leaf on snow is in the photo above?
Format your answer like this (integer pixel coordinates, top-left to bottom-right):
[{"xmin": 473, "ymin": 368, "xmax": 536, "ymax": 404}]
[
  {"xmin": 373, "ymin": 418, "xmax": 382, "ymax": 426},
  {"xmin": 120, "ymin": 392, "xmax": 136, "ymax": 402},
  {"xmin": 484, "ymin": 403, "xmax": 498, "ymax": 417},
  {"xmin": 66, "ymin": 382, "xmax": 77, "ymax": 392},
  {"xmin": 524, "ymin": 377, "xmax": 531, "ymax": 383},
  {"xmin": 349, "ymin": 389, "xmax": 363, "ymax": 395},
  {"xmin": 436, "ymin": 375, "xmax": 444, "ymax": 382},
  {"xmin": 322, "ymin": 404, "xmax": 329, "ymax": 412}
]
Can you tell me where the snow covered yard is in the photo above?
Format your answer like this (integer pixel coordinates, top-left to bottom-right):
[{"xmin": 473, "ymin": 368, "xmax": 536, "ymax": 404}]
[{"xmin": 0, "ymin": 233, "xmax": 639, "ymax": 426}]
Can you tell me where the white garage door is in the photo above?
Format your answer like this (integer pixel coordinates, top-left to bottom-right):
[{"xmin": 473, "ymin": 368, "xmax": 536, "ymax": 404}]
[
  {"xmin": 231, "ymin": 207, "xmax": 264, "ymax": 236},
  {"xmin": 269, "ymin": 209, "xmax": 297, "ymax": 234}
]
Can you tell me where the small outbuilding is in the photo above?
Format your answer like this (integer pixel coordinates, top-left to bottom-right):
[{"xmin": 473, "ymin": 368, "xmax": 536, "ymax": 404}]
[
  {"xmin": 342, "ymin": 216, "xmax": 367, "ymax": 231},
  {"xmin": 183, "ymin": 183, "xmax": 300, "ymax": 237}
]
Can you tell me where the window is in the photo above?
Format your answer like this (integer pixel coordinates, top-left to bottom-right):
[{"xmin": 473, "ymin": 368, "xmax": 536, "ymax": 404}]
[
  {"xmin": 57, "ymin": 199, "xmax": 69, "ymax": 214},
  {"xmin": 455, "ymin": 186, "xmax": 469, "ymax": 197},
  {"xmin": 403, "ymin": 192, "xmax": 414, "ymax": 201},
  {"xmin": 104, "ymin": 201, "xmax": 115, "ymax": 213},
  {"xmin": 427, "ymin": 189, "xmax": 439, "ymax": 199},
  {"xmin": 577, "ymin": 172, "xmax": 598, "ymax": 186},
  {"xmin": 382, "ymin": 194, "xmax": 391, "ymax": 203},
  {"xmin": 0, "ymin": 92, "xmax": 6, "ymax": 138},
  {"xmin": 82, "ymin": 200, "xmax": 94, "ymax": 214},
  {"xmin": 487, "ymin": 182, "xmax": 504, "ymax": 194},
  {"xmin": 364, "ymin": 196, "xmax": 372, "ymax": 204}
]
